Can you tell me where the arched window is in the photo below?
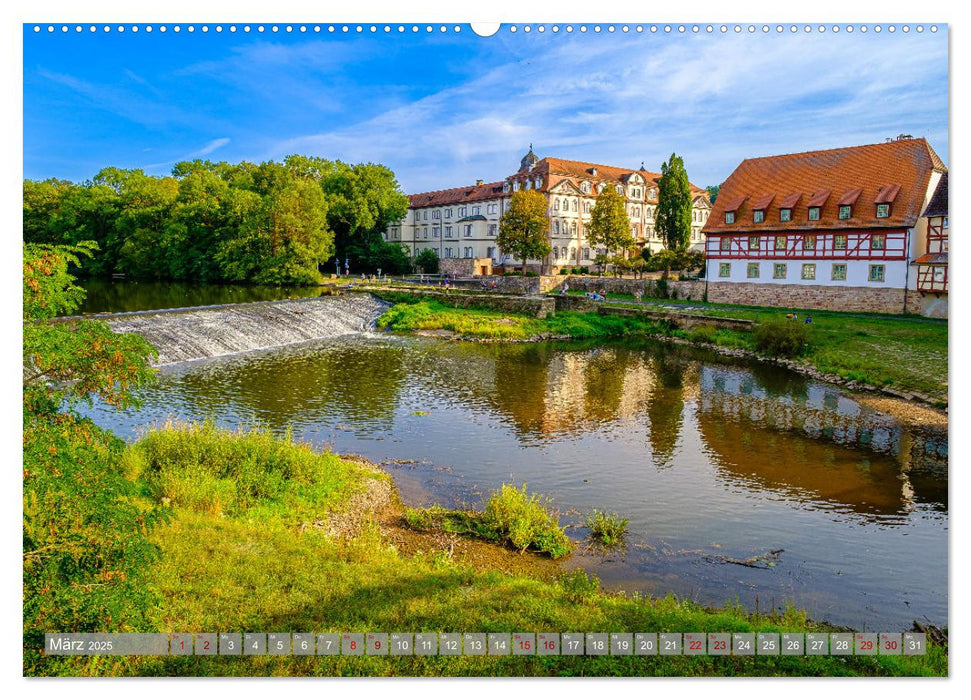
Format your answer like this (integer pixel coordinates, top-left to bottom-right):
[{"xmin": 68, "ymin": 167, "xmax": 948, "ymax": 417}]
[
  {"xmin": 571, "ymin": 221, "xmax": 577, "ymax": 235},
  {"xmin": 570, "ymin": 247, "xmax": 577, "ymax": 260},
  {"xmin": 554, "ymin": 198, "xmax": 560, "ymax": 211},
  {"xmin": 572, "ymin": 199, "xmax": 578, "ymax": 211},
  {"xmin": 581, "ymin": 181, "xmax": 591, "ymax": 194},
  {"xmin": 583, "ymin": 247, "xmax": 591, "ymax": 260},
  {"xmin": 552, "ymin": 247, "xmax": 559, "ymax": 260},
  {"xmin": 554, "ymin": 220, "xmax": 560, "ymax": 234},
  {"xmin": 616, "ymin": 185, "xmax": 624, "ymax": 195}
]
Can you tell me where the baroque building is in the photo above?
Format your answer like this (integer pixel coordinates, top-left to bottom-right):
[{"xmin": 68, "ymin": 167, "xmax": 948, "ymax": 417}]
[
  {"xmin": 384, "ymin": 147, "xmax": 711, "ymax": 273},
  {"xmin": 702, "ymin": 138, "xmax": 947, "ymax": 316}
]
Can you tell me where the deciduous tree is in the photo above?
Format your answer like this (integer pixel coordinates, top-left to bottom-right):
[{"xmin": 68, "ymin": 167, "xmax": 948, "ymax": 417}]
[
  {"xmin": 587, "ymin": 186, "xmax": 634, "ymax": 259},
  {"xmin": 497, "ymin": 189, "xmax": 551, "ymax": 275}
]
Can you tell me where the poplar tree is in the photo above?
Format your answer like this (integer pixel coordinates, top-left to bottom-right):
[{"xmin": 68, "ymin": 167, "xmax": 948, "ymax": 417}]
[{"xmin": 655, "ymin": 153, "xmax": 693, "ymax": 252}]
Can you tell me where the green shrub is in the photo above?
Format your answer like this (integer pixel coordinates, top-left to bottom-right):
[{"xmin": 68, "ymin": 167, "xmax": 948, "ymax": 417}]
[
  {"xmin": 413, "ymin": 248, "xmax": 439, "ymax": 274},
  {"xmin": 753, "ymin": 318, "xmax": 812, "ymax": 357},
  {"xmin": 654, "ymin": 278, "xmax": 668, "ymax": 298},
  {"xmin": 484, "ymin": 483, "xmax": 572, "ymax": 558},
  {"xmin": 586, "ymin": 510, "xmax": 629, "ymax": 548},
  {"xmin": 559, "ymin": 269, "xmax": 569, "ymax": 275},
  {"xmin": 689, "ymin": 323, "xmax": 718, "ymax": 344}
]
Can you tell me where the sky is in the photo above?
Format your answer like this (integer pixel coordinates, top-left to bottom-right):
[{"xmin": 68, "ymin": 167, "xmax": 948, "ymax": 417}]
[{"xmin": 23, "ymin": 23, "xmax": 949, "ymax": 194}]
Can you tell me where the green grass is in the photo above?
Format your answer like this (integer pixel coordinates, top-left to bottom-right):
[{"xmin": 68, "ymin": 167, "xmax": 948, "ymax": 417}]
[
  {"xmin": 377, "ymin": 300, "xmax": 669, "ymax": 341},
  {"xmin": 33, "ymin": 424, "xmax": 946, "ymax": 677},
  {"xmin": 404, "ymin": 483, "xmax": 572, "ymax": 558},
  {"xmin": 586, "ymin": 510, "xmax": 630, "ymax": 549}
]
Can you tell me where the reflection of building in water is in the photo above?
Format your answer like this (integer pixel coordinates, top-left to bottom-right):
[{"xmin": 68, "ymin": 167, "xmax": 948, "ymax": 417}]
[{"xmin": 696, "ymin": 365, "xmax": 947, "ymax": 514}]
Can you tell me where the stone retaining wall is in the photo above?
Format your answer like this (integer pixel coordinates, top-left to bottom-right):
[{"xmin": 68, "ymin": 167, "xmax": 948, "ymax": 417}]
[
  {"xmin": 596, "ymin": 306, "xmax": 755, "ymax": 331},
  {"xmin": 550, "ymin": 276, "xmax": 706, "ymax": 301},
  {"xmin": 705, "ymin": 282, "xmax": 909, "ymax": 314},
  {"xmin": 374, "ymin": 288, "xmax": 555, "ymax": 319}
]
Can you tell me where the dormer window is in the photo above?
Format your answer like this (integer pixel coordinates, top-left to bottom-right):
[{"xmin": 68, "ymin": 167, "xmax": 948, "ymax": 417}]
[
  {"xmin": 597, "ymin": 183, "xmax": 605, "ymax": 194},
  {"xmin": 753, "ymin": 210, "xmax": 765, "ymax": 224},
  {"xmin": 780, "ymin": 208, "xmax": 792, "ymax": 222},
  {"xmin": 808, "ymin": 207, "xmax": 821, "ymax": 221},
  {"xmin": 513, "ymin": 181, "xmax": 520, "ymax": 192},
  {"xmin": 876, "ymin": 203, "xmax": 890, "ymax": 218},
  {"xmin": 839, "ymin": 205, "xmax": 852, "ymax": 220},
  {"xmin": 534, "ymin": 177, "xmax": 542, "ymax": 188},
  {"xmin": 615, "ymin": 185, "xmax": 624, "ymax": 195},
  {"xmin": 725, "ymin": 211, "xmax": 735, "ymax": 224},
  {"xmin": 873, "ymin": 185, "xmax": 899, "ymax": 220},
  {"xmin": 581, "ymin": 181, "xmax": 591, "ymax": 194}
]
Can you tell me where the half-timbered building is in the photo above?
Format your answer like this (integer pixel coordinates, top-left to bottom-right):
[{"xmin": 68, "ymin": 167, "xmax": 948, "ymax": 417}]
[
  {"xmin": 912, "ymin": 171, "xmax": 948, "ymax": 317},
  {"xmin": 701, "ymin": 138, "xmax": 946, "ymax": 315}
]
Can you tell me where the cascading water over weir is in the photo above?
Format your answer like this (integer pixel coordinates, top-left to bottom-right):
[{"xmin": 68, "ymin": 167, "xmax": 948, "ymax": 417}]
[{"xmin": 92, "ymin": 294, "xmax": 389, "ymax": 365}]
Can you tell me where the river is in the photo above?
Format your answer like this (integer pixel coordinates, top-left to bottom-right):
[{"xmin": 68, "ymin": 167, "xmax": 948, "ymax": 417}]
[{"xmin": 78, "ymin": 303, "xmax": 948, "ymax": 632}]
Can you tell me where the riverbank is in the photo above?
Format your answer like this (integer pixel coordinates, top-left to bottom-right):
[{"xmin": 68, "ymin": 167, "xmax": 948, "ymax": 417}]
[
  {"xmin": 374, "ymin": 295, "xmax": 948, "ymax": 409},
  {"xmin": 33, "ymin": 423, "xmax": 946, "ymax": 677}
]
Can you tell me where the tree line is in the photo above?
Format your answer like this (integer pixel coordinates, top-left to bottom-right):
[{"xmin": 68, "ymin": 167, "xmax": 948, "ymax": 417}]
[{"xmin": 23, "ymin": 156, "xmax": 412, "ymax": 285}]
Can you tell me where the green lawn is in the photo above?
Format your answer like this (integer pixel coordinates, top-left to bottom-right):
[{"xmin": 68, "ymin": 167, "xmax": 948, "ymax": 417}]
[{"xmin": 32, "ymin": 424, "xmax": 946, "ymax": 677}]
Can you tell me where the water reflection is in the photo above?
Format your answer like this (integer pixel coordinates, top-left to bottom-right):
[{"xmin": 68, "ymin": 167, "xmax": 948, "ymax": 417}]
[{"xmin": 88, "ymin": 333, "xmax": 948, "ymax": 630}]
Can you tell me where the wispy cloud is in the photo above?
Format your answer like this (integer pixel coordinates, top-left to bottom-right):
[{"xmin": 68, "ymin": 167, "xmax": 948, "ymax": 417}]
[
  {"xmin": 266, "ymin": 31, "xmax": 947, "ymax": 191},
  {"xmin": 142, "ymin": 137, "xmax": 231, "ymax": 171}
]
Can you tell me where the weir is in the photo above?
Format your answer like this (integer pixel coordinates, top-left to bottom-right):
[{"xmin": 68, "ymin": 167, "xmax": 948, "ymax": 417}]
[{"xmin": 98, "ymin": 294, "xmax": 389, "ymax": 365}]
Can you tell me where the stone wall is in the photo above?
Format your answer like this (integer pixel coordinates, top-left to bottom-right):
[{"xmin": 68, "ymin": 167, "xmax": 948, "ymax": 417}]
[
  {"xmin": 549, "ymin": 276, "xmax": 706, "ymax": 301},
  {"xmin": 706, "ymin": 282, "xmax": 908, "ymax": 314},
  {"xmin": 596, "ymin": 306, "xmax": 755, "ymax": 331},
  {"xmin": 440, "ymin": 257, "xmax": 493, "ymax": 277},
  {"xmin": 906, "ymin": 292, "xmax": 948, "ymax": 318}
]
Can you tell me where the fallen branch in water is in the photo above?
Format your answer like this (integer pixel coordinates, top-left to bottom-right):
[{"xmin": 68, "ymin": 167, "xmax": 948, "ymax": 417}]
[{"xmin": 705, "ymin": 548, "xmax": 785, "ymax": 569}]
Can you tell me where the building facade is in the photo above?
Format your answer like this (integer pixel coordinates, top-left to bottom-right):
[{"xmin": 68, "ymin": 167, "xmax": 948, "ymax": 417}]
[
  {"xmin": 701, "ymin": 138, "xmax": 946, "ymax": 315},
  {"xmin": 385, "ymin": 148, "xmax": 711, "ymax": 272},
  {"xmin": 911, "ymin": 171, "xmax": 948, "ymax": 318}
]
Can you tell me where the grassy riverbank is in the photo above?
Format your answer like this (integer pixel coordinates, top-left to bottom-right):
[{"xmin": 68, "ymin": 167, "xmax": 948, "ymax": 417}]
[
  {"xmin": 376, "ymin": 298, "xmax": 667, "ymax": 340},
  {"xmin": 34, "ymin": 423, "xmax": 946, "ymax": 677},
  {"xmin": 376, "ymin": 297, "xmax": 948, "ymax": 406}
]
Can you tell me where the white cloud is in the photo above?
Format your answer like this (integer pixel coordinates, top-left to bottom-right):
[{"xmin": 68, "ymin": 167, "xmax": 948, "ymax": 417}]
[{"xmin": 263, "ymin": 31, "xmax": 947, "ymax": 192}]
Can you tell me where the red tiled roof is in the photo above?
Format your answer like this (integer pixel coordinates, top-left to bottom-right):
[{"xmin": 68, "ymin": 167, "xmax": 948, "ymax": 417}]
[
  {"xmin": 807, "ymin": 189, "xmax": 831, "ymax": 207},
  {"xmin": 408, "ymin": 156, "xmax": 710, "ymax": 207},
  {"xmin": 750, "ymin": 194, "xmax": 774, "ymax": 210},
  {"xmin": 914, "ymin": 252, "xmax": 948, "ymax": 265},
  {"xmin": 838, "ymin": 187, "xmax": 863, "ymax": 206},
  {"xmin": 874, "ymin": 184, "xmax": 901, "ymax": 204},
  {"xmin": 721, "ymin": 196, "xmax": 746, "ymax": 212},
  {"xmin": 704, "ymin": 138, "xmax": 945, "ymax": 233},
  {"xmin": 408, "ymin": 181, "xmax": 505, "ymax": 208},
  {"xmin": 779, "ymin": 192, "xmax": 801, "ymax": 208}
]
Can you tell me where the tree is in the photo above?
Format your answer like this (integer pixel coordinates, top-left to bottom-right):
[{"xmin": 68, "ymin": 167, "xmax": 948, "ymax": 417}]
[
  {"xmin": 414, "ymin": 248, "xmax": 440, "ymax": 274},
  {"xmin": 497, "ymin": 189, "xmax": 551, "ymax": 275},
  {"xmin": 23, "ymin": 243, "xmax": 165, "ymax": 670},
  {"xmin": 586, "ymin": 186, "xmax": 634, "ymax": 262},
  {"xmin": 706, "ymin": 184, "xmax": 720, "ymax": 205},
  {"xmin": 655, "ymin": 153, "xmax": 693, "ymax": 252}
]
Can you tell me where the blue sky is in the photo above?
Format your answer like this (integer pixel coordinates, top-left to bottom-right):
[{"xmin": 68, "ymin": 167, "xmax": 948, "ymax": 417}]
[{"xmin": 23, "ymin": 24, "xmax": 948, "ymax": 192}]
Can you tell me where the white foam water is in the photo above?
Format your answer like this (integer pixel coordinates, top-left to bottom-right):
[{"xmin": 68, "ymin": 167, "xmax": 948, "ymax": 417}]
[{"xmin": 104, "ymin": 294, "xmax": 388, "ymax": 365}]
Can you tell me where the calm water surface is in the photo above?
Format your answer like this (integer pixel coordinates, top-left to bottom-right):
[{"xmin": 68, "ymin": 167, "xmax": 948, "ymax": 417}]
[{"xmin": 83, "ymin": 333, "xmax": 948, "ymax": 631}]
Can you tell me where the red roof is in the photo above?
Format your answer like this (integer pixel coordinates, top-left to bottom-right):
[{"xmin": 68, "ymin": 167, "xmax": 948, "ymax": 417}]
[
  {"xmin": 408, "ymin": 181, "xmax": 505, "ymax": 208},
  {"xmin": 704, "ymin": 138, "xmax": 945, "ymax": 233},
  {"xmin": 750, "ymin": 194, "xmax": 774, "ymax": 210},
  {"xmin": 874, "ymin": 184, "xmax": 901, "ymax": 204},
  {"xmin": 838, "ymin": 188, "xmax": 863, "ymax": 206}
]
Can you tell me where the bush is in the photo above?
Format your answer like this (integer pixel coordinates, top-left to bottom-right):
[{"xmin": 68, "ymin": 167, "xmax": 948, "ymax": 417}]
[
  {"xmin": 414, "ymin": 248, "xmax": 439, "ymax": 274},
  {"xmin": 688, "ymin": 323, "xmax": 719, "ymax": 344},
  {"xmin": 654, "ymin": 278, "xmax": 669, "ymax": 298},
  {"xmin": 586, "ymin": 510, "xmax": 629, "ymax": 548},
  {"xmin": 524, "ymin": 270, "xmax": 538, "ymax": 277},
  {"xmin": 753, "ymin": 318, "xmax": 812, "ymax": 357},
  {"xmin": 484, "ymin": 484, "xmax": 572, "ymax": 558},
  {"xmin": 559, "ymin": 569, "xmax": 601, "ymax": 603},
  {"xmin": 559, "ymin": 269, "xmax": 569, "ymax": 275}
]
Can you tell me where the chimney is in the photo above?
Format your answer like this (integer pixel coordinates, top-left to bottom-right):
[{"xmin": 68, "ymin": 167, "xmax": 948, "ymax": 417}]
[{"xmin": 476, "ymin": 179, "xmax": 483, "ymax": 186}]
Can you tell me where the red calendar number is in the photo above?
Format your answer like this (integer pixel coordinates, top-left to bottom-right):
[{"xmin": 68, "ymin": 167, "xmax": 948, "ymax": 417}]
[
  {"xmin": 884, "ymin": 640, "xmax": 898, "ymax": 650},
  {"xmin": 203, "ymin": 640, "xmax": 210, "ymax": 650},
  {"xmin": 714, "ymin": 641, "xmax": 727, "ymax": 651},
  {"xmin": 689, "ymin": 640, "xmax": 702, "ymax": 650},
  {"xmin": 860, "ymin": 640, "xmax": 873, "ymax": 651}
]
